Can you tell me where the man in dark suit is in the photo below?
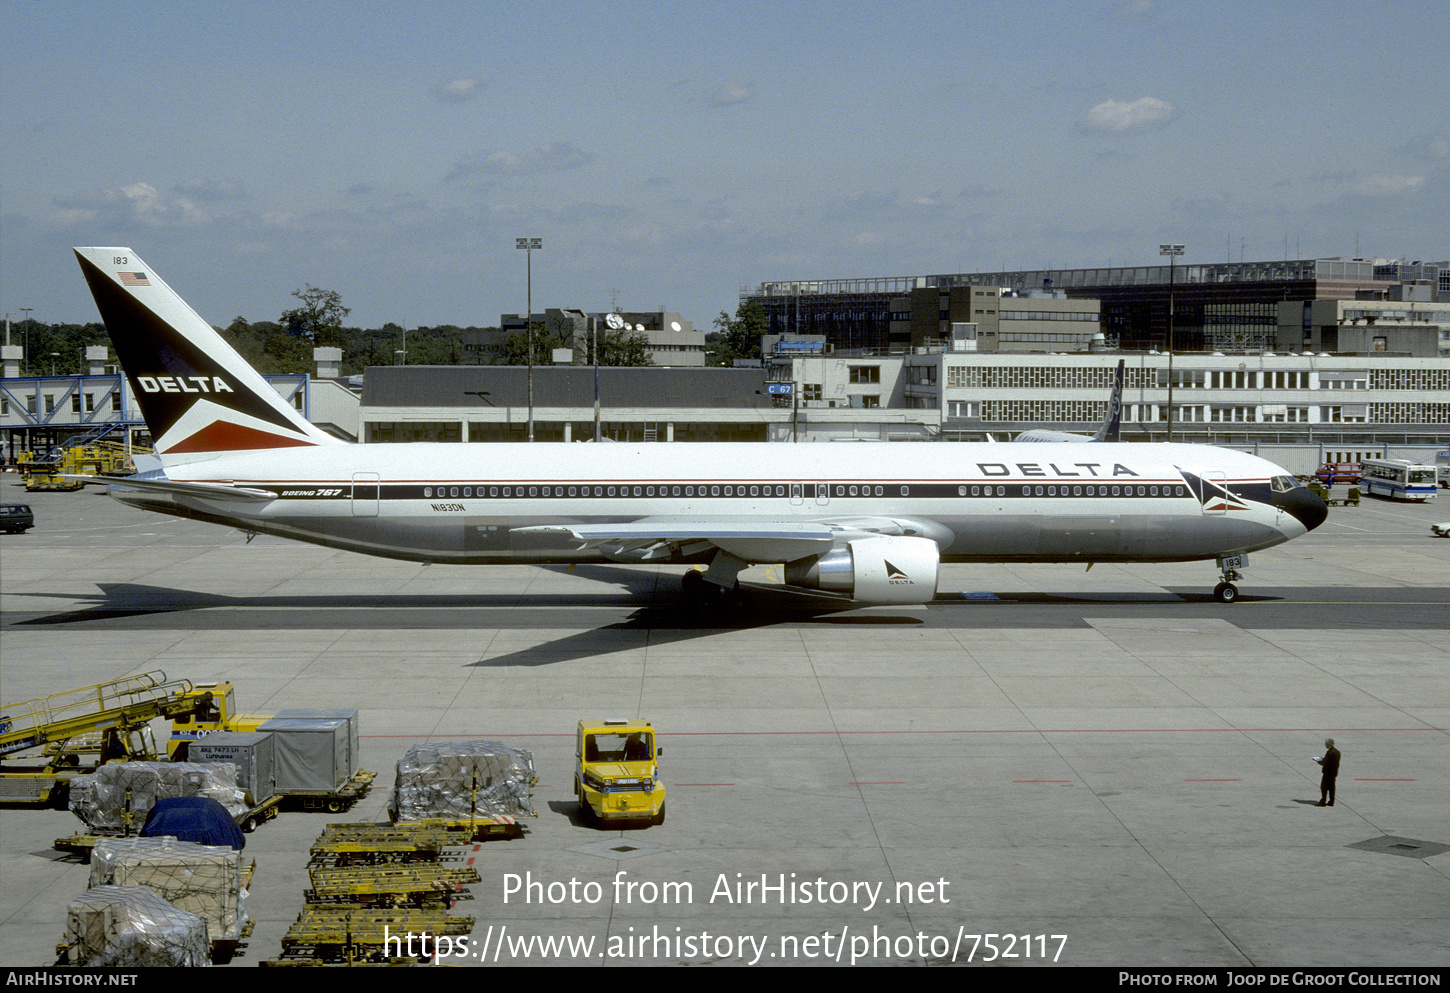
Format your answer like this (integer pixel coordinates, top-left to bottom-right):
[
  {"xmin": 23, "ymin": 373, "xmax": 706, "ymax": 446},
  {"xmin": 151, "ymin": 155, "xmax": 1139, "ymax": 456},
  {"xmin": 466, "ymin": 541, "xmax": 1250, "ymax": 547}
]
[{"xmin": 1315, "ymin": 738, "xmax": 1341, "ymax": 806}]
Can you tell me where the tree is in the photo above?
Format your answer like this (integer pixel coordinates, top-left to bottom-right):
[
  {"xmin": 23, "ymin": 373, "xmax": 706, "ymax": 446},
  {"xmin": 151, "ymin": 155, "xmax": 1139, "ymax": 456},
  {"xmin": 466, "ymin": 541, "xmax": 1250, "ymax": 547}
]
[
  {"xmin": 280, "ymin": 285, "xmax": 350, "ymax": 347},
  {"xmin": 585, "ymin": 328, "xmax": 654, "ymax": 366},
  {"xmin": 499, "ymin": 323, "xmax": 562, "ymax": 365},
  {"xmin": 706, "ymin": 300, "xmax": 767, "ymax": 366}
]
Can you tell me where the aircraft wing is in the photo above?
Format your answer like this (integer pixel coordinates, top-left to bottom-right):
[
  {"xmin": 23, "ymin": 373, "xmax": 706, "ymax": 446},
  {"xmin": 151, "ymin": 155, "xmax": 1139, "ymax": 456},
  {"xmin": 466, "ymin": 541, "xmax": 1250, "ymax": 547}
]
[
  {"xmin": 67, "ymin": 474, "xmax": 279, "ymax": 503},
  {"xmin": 516, "ymin": 520, "xmax": 838, "ymax": 563},
  {"xmin": 516, "ymin": 515, "xmax": 946, "ymax": 564}
]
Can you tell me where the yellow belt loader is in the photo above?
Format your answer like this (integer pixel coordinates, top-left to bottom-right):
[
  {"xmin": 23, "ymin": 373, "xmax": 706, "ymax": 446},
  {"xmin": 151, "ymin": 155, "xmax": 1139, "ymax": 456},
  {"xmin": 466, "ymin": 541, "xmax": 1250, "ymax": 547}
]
[{"xmin": 0, "ymin": 671, "xmax": 238, "ymax": 806}]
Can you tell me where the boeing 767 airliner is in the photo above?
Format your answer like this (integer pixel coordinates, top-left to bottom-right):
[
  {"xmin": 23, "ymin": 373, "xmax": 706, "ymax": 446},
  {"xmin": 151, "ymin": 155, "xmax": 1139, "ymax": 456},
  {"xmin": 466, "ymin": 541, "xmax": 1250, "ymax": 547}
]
[{"xmin": 73, "ymin": 248, "xmax": 1326, "ymax": 605}]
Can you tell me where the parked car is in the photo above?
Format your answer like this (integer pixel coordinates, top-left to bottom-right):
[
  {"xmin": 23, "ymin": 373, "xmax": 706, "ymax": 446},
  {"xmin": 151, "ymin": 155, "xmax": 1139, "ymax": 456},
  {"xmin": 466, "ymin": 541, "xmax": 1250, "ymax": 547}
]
[
  {"xmin": 1315, "ymin": 462, "xmax": 1361, "ymax": 486},
  {"xmin": 0, "ymin": 504, "xmax": 34, "ymax": 534}
]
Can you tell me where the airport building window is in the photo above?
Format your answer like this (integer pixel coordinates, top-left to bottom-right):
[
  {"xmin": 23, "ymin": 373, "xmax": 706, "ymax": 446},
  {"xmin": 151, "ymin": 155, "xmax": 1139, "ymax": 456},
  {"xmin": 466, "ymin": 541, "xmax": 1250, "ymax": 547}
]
[
  {"xmin": 1372, "ymin": 402, "xmax": 1450, "ymax": 423},
  {"xmin": 1370, "ymin": 368, "xmax": 1450, "ymax": 390}
]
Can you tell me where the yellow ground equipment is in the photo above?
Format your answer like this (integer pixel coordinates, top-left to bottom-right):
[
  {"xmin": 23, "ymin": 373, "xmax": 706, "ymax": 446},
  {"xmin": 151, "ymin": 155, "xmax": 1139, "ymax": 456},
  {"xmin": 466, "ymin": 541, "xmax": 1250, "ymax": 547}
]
[
  {"xmin": 0, "ymin": 672, "xmax": 238, "ymax": 806},
  {"xmin": 269, "ymin": 907, "xmax": 474, "ymax": 965},
  {"xmin": 17, "ymin": 441, "xmax": 144, "ymax": 492},
  {"xmin": 574, "ymin": 718, "xmax": 666, "ymax": 825},
  {"xmin": 266, "ymin": 821, "xmax": 483, "ymax": 964},
  {"xmin": 307, "ymin": 863, "xmax": 481, "ymax": 909}
]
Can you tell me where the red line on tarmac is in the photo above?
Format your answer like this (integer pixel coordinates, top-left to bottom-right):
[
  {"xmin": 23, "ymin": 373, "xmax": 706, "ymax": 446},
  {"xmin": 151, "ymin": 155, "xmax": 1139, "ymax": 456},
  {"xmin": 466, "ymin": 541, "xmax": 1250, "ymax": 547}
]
[
  {"xmin": 1013, "ymin": 780, "xmax": 1071, "ymax": 783},
  {"xmin": 363, "ymin": 726, "xmax": 1444, "ymax": 738},
  {"xmin": 1186, "ymin": 779, "xmax": 1242, "ymax": 781},
  {"xmin": 1353, "ymin": 778, "xmax": 1416, "ymax": 781}
]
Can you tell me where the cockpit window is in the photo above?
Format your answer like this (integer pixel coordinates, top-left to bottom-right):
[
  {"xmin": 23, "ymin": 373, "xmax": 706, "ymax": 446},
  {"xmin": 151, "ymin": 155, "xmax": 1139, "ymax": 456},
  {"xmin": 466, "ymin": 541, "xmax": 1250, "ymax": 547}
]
[{"xmin": 1270, "ymin": 475, "xmax": 1300, "ymax": 492}]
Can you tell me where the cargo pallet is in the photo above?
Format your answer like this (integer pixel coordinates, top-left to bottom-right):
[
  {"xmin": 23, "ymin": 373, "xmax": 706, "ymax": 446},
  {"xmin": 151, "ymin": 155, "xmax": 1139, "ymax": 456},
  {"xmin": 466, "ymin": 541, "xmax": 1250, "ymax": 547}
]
[
  {"xmin": 306, "ymin": 864, "xmax": 481, "ymax": 909},
  {"xmin": 54, "ymin": 793, "xmax": 282, "ymax": 860},
  {"xmin": 281, "ymin": 769, "xmax": 376, "ymax": 813},
  {"xmin": 267, "ymin": 908, "xmax": 474, "ymax": 964},
  {"xmin": 53, "ymin": 861, "xmax": 258, "ymax": 965}
]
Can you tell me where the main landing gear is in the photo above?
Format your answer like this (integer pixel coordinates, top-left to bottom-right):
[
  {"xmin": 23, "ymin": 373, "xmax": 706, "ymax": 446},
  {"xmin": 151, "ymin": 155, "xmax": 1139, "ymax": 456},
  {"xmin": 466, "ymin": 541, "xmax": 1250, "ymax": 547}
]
[{"xmin": 680, "ymin": 563, "xmax": 743, "ymax": 609}]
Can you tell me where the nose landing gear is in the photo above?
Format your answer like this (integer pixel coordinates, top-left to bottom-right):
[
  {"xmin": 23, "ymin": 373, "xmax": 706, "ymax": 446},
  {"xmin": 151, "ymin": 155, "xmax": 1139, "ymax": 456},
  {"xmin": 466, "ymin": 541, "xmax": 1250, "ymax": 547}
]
[{"xmin": 1213, "ymin": 552, "xmax": 1247, "ymax": 604}]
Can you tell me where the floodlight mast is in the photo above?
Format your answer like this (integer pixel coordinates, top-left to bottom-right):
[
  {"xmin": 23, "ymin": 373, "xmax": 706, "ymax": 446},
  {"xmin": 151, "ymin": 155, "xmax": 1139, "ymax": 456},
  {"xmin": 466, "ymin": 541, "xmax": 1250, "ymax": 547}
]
[
  {"xmin": 1159, "ymin": 244, "xmax": 1184, "ymax": 442},
  {"xmin": 516, "ymin": 237, "xmax": 542, "ymax": 441}
]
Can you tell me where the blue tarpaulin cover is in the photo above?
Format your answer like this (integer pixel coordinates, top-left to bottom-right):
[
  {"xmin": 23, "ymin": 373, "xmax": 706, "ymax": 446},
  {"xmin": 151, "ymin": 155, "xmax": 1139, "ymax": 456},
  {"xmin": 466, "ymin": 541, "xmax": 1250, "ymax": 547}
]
[{"xmin": 141, "ymin": 797, "xmax": 245, "ymax": 850}]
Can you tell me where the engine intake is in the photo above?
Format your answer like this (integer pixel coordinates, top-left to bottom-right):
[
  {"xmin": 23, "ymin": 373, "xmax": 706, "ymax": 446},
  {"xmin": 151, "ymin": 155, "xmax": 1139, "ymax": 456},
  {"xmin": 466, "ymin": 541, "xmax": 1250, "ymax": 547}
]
[{"xmin": 784, "ymin": 535, "xmax": 940, "ymax": 604}]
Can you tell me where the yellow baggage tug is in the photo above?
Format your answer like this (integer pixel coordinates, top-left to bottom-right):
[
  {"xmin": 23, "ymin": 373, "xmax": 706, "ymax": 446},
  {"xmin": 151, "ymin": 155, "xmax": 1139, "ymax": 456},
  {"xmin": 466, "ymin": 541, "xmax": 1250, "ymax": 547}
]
[{"xmin": 574, "ymin": 719, "xmax": 665, "ymax": 826}]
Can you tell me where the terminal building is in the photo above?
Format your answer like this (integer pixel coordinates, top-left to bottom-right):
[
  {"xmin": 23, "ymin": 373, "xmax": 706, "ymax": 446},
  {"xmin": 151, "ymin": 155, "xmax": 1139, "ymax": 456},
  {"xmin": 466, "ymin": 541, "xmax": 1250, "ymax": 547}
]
[
  {"xmin": 6, "ymin": 257, "xmax": 1448, "ymax": 466},
  {"xmin": 746, "ymin": 257, "xmax": 1449, "ymax": 354},
  {"xmin": 759, "ymin": 345, "xmax": 1449, "ymax": 453}
]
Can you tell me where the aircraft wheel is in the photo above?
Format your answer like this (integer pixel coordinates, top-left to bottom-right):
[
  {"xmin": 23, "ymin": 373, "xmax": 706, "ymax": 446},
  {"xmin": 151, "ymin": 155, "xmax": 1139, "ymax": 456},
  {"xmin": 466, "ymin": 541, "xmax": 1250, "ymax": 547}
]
[
  {"xmin": 681, "ymin": 570, "xmax": 706, "ymax": 596},
  {"xmin": 1213, "ymin": 582, "xmax": 1239, "ymax": 604}
]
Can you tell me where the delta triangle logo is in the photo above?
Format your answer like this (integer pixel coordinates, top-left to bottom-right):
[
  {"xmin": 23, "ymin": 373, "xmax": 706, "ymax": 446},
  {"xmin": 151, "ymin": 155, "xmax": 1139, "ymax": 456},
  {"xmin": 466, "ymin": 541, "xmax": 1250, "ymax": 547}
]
[
  {"xmin": 1177, "ymin": 467, "xmax": 1251, "ymax": 513},
  {"xmin": 165, "ymin": 420, "xmax": 321, "ymax": 454},
  {"xmin": 885, "ymin": 560, "xmax": 912, "ymax": 583}
]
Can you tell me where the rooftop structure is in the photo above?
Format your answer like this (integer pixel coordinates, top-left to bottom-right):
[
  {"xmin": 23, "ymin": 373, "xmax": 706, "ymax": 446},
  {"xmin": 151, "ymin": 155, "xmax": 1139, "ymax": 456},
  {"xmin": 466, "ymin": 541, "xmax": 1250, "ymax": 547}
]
[
  {"xmin": 464, "ymin": 308, "xmax": 705, "ymax": 367},
  {"xmin": 747, "ymin": 257, "xmax": 1448, "ymax": 354}
]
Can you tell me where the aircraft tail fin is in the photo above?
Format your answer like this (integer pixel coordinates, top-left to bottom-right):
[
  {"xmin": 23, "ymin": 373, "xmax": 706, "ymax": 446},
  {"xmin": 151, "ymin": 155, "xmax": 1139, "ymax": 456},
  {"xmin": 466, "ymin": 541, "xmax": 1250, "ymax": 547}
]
[
  {"xmin": 74, "ymin": 248, "xmax": 343, "ymax": 461},
  {"xmin": 1092, "ymin": 358, "xmax": 1125, "ymax": 443}
]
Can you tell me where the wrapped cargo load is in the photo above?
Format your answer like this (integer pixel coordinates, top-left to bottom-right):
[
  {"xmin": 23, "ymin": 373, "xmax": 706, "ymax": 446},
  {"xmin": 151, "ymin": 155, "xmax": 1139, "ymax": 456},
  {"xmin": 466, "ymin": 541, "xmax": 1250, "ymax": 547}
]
[
  {"xmin": 62, "ymin": 885, "xmax": 210, "ymax": 967},
  {"xmin": 190, "ymin": 731, "xmax": 276, "ymax": 803},
  {"xmin": 389, "ymin": 740, "xmax": 537, "ymax": 821},
  {"xmin": 90, "ymin": 836, "xmax": 247, "ymax": 940},
  {"xmin": 256, "ymin": 717, "xmax": 352, "ymax": 793},
  {"xmin": 68, "ymin": 762, "xmax": 247, "ymax": 833}
]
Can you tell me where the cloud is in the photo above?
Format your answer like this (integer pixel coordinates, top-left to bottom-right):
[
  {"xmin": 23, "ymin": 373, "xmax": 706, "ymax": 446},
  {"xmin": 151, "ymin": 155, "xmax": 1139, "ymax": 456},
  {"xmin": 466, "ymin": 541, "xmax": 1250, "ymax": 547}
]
[
  {"xmin": 52, "ymin": 182, "xmax": 208, "ymax": 228},
  {"xmin": 708, "ymin": 82, "xmax": 753, "ymax": 107},
  {"xmin": 173, "ymin": 178, "xmax": 248, "ymax": 201},
  {"xmin": 1398, "ymin": 134, "xmax": 1449, "ymax": 160},
  {"xmin": 1081, "ymin": 96, "xmax": 1175, "ymax": 133},
  {"xmin": 433, "ymin": 76, "xmax": 484, "ymax": 103},
  {"xmin": 447, "ymin": 142, "xmax": 595, "ymax": 180},
  {"xmin": 1114, "ymin": 0, "xmax": 1156, "ymax": 18},
  {"xmin": 1353, "ymin": 173, "xmax": 1425, "ymax": 196}
]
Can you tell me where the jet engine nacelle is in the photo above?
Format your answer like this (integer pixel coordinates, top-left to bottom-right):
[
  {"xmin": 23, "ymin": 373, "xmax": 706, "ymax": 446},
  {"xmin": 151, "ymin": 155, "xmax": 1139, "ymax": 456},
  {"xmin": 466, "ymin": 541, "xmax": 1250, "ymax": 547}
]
[{"xmin": 784, "ymin": 535, "xmax": 940, "ymax": 604}]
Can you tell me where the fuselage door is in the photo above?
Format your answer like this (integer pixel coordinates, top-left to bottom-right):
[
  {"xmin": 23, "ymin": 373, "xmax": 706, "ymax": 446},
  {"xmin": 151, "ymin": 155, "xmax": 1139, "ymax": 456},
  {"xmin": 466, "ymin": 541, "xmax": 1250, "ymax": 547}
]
[
  {"xmin": 815, "ymin": 481, "xmax": 830, "ymax": 507},
  {"xmin": 352, "ymin": 471, "xmax": 380, "ymax": 518}
]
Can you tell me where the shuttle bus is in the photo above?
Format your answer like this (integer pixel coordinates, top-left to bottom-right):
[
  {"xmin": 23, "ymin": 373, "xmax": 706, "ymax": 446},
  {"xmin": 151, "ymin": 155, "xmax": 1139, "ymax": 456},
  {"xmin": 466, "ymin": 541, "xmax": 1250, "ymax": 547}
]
[{"xmin": 1359, "ymin": 458, "xmax": 1438, "ymax": 501}]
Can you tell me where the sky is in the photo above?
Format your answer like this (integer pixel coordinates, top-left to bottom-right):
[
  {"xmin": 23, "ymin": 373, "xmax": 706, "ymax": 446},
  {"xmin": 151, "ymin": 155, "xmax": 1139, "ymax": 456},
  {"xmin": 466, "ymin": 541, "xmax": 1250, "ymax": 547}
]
[{"xmin": 3, "ymin": 0, "xmax": 1447, "ymax": 336}]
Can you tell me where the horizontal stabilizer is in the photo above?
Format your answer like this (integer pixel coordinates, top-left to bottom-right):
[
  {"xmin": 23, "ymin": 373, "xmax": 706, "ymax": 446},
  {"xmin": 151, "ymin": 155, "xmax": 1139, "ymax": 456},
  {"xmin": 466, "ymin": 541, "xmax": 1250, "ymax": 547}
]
[{"xmin": 66, "ymin": 474, "xmax": 278, "ymax": 503}]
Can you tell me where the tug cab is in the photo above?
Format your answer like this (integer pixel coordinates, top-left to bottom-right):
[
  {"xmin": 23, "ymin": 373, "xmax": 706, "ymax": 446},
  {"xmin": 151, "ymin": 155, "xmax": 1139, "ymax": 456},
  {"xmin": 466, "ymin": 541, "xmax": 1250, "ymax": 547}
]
[{"xmin": 574, "ymin": 719, "xmax": 665, "ymax": 826}]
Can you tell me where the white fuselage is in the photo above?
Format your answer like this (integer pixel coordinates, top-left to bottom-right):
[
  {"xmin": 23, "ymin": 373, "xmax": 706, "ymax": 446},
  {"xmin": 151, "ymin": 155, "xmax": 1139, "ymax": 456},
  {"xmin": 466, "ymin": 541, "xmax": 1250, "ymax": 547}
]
[{"xmin": 113, "ymin": 442, "xmax": 1309, "ymax": 567}]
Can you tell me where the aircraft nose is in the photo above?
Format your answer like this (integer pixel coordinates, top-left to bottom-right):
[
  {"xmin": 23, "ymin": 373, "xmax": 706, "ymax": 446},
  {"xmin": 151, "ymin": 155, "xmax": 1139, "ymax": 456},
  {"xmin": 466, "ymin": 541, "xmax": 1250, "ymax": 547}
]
[{"xmin": 1280, "ymin": 486, "xmax": 1329, "ymax": 532}]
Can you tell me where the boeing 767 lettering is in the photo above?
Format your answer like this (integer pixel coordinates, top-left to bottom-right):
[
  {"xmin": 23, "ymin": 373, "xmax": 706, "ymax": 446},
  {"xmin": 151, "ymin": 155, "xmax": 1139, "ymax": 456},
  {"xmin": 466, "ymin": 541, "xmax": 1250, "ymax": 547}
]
[{"xmin": 73, "ymin": 247, "xmax": 1327, "ymax": 605}]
